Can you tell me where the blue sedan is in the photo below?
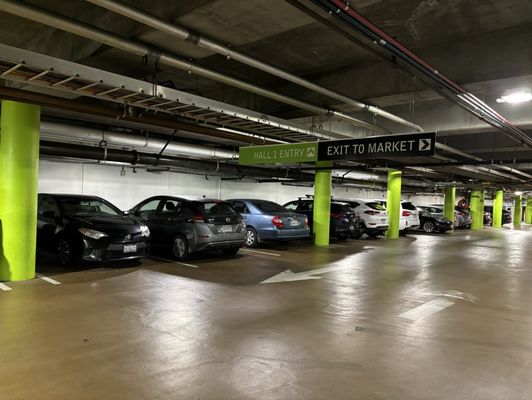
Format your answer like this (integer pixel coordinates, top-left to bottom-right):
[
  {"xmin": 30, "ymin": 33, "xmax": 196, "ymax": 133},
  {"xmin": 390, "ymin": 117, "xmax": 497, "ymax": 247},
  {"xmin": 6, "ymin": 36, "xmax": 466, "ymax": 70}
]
[{"xmin": 226, "ymin": 199, "xmax": 310, "ymax": 247}]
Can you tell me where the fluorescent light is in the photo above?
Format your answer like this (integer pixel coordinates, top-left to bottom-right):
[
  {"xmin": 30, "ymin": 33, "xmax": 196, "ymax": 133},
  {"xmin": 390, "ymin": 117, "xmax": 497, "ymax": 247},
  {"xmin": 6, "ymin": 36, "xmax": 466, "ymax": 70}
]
[
  {"xmin": 515, "ymin": 191, "xmax": 523, "ymax": 196},
  {"xmin": 496, "ymin": 91, "xmax": 532, "ymax": 104}
]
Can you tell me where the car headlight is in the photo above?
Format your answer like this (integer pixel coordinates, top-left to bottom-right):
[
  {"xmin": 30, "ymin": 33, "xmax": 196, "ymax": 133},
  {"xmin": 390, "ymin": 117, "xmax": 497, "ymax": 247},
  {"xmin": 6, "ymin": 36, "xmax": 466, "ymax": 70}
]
[
  {"xmin": 139, "ymin": 224, "xmax": 150, "ymax": 238},
  {"xmin": 79, "ymin": 228, "xmax": 108, "ymax": 240}
]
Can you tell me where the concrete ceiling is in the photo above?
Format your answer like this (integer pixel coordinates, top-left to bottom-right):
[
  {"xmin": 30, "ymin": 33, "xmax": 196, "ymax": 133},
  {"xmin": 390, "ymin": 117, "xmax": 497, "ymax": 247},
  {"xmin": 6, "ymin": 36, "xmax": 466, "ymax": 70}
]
[{"xmin": 0, "ymin": 0, "xmax": 531, "ymax": 189}]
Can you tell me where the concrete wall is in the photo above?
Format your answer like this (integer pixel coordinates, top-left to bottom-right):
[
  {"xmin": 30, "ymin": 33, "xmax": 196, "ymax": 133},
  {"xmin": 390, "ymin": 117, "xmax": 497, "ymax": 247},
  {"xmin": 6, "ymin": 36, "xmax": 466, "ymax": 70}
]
[{"xmin": 38, "ymin": 160, "xmax": 442, "ymax": 210}]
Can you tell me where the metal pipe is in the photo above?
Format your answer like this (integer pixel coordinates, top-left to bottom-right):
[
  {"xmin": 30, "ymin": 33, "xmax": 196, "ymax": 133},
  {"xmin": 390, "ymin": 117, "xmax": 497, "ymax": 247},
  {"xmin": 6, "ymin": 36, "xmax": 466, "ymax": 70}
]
[
  {"xmin": 85, "ymin": 0, "xmax": 423, "ymax": 132},
  {"xmin": 39, "ymin": 121, "xmax": 236, "ymax": 160},
  {"xmin": 0, "ymin": 0, "xmax": 387, "ymax": 134}
]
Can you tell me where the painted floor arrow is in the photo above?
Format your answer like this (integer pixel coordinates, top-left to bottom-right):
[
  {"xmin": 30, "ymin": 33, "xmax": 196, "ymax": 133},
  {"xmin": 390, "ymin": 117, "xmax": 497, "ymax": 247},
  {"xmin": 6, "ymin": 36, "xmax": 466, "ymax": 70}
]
[{"xmin": 260, "ymin": 264, "xmax": 351, "ymax": 284}]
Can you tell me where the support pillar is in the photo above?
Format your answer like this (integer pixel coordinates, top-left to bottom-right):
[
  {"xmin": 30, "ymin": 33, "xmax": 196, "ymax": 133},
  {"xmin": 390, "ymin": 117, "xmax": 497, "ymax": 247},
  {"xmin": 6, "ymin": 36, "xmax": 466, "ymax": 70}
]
[
  {"xmin": 470, "ymin": 188, "xmax": 484, "ymax": 230},
  {"xmin": 386, "ymin": 169, "xmax": 402, "ymax": 239},
  {"xmin": 526, "ymin": 197, "xmax": 532, "ymax": 225},
  {"xmin": 0, "ymin": 101, "xmax": 41, "ymax": 281},
  {"xmin": 443, "ymin": 186, "xmax": 455, "ymax": 226},
  {"xmin": 313, "ymin": 161, "xmax": 332, "ymax": 246},
  {"xmin": 492, "ymin": 189, "xmax": 504, "ymax": 228},
  {"xmin": 514, "ymin": 195, "xmax": 522, "ymax": 227}
]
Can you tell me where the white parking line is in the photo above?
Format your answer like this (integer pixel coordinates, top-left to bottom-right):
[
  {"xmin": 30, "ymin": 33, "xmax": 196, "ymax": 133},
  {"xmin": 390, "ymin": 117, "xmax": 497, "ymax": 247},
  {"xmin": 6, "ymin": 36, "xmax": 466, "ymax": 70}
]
[
  {"xmin": 399, "ymin": 298, "xmax": 454, "ymax": 321},
  {"xmin": 36, "ymin": 273, "xmax": 61, "ymax": 285},
  {"xmin": 240, "ymin": 249, "xmax": 281, "ymax": 257},
  {"xmin": 0, "ymin": 282, "xmax": 12, "ymax": 291},
  {"xmin": 148, "ymin": 256, "xmax": 199, "ymax": 268}
]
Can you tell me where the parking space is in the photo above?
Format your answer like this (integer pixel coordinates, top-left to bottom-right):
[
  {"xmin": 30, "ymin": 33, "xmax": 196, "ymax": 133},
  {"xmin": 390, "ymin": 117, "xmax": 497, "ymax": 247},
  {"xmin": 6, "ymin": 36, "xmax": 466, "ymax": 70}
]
[{"xmin": 1, "ymin": 228, "xmax": 531, "ymax": 399}]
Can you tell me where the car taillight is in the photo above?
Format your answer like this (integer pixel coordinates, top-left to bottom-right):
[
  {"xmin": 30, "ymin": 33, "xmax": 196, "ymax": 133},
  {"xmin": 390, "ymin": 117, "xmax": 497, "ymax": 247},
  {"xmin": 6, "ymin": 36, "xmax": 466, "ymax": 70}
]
[
  {"xmin": 457, "ymin": 212, "xmax": 464, "ymax": 216},
  {"xmin": 330, "ymin": 212, "xmax": 345, "ymax": 220},
  {"xmin": 193, "ymin": 213, "xmax": 205, "ymax": 222},
  {"xmin": 304, "ymin": 218, "xmax": 309, "ymax": 228},
  {"xmin": 364, "ymin": 210, "xmax": 378, "ymax": 215},
  {"xmin": 402, "ymin": 211, "xmax": 411, "ymax": 217},
  {"xmin": 272, "ymin": 216, "xmax": 284, "ymax": 228}
]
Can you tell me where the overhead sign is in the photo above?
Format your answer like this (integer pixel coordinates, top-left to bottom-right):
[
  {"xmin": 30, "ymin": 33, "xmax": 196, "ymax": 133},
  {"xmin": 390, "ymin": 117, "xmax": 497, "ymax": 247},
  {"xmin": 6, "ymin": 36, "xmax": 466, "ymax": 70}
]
[
  {"xmin": 239, "ymin": 132, "xmax": 436, "ymax": 165},
  {"xmin": 317, "ymin": 132, "xmax": 436, "ymax": 161},
  {"xmin": 239, "ymin": 142, "xmax": 317, "ymax": 165}
]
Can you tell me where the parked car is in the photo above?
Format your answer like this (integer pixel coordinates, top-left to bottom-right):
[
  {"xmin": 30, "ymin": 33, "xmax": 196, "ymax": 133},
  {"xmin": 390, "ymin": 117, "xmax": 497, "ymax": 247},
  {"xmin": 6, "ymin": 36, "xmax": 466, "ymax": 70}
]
[
  {"xmin": 416, "ymin": 206, "xmax": 454, "ymax": 233},
  {"xmin": 484, "ymin": 206, "xmax": 512, "ymax": 224},
  {"xmin": 37, "ymin": 194, "xmax": 150, "ymax": 265},
  {"xmin": 129, "ymin": 196, "xmax": 245, "ymax": 260},
  {"xmin": 283, "ymin": 198, "xmax": 361, "ymax": 240},
  {"xmin": 454, "ymin": 206, "xmax": 473, "ymax": 228},
  {"xmin": 333, "ymin": 198, "xmax": 388, "ymax": 237},
  {"xmin": 430, "ymin": 204, "xmax": 472, "ymax": 228},
  {"xmin": 372, "ymin": 200, "xmax": 421, "ymax": 232},
  {"xmin": 226, "ymin": 199, "xmax": 310, "ymax": 247}
]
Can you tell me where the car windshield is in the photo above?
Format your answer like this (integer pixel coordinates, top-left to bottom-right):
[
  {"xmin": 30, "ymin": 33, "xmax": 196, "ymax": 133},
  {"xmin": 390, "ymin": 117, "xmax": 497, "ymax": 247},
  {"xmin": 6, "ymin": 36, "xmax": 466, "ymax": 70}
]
[
  {"xmin": 402, "ymin": 202, "xmax": 417, "ymax": 210},
  {"xmin": 331, "ymin": 203, "xmax": 351, "ymax": 213},
  {"xmin": 58, "ymin": 198, "xmax": 121, "ymax": 217},
  {"xmin": 366, "ymin": 201, "xmax": 387, "ymax": 211},
  {"xmin": 195, "ymin": 201, "xmax": 236, "ymax": 216},
  {"xmin": 252, "ymin": 201, "xmax": 287, "ymax": 213}
]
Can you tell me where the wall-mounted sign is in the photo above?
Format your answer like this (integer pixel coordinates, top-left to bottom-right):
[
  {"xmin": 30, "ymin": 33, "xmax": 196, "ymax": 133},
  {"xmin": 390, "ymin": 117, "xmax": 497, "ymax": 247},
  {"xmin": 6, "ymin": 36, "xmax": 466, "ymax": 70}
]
[
  {"xmin": 239, "ymin": 142, "xmax": 318, "ymax": 165},
  {"xmin": 317, "ymin": 132, "xmax": 436, "ymax": 161},
  {"xmin": 239, "ymin": 132, "xmax": 436, "ymax": 165}
]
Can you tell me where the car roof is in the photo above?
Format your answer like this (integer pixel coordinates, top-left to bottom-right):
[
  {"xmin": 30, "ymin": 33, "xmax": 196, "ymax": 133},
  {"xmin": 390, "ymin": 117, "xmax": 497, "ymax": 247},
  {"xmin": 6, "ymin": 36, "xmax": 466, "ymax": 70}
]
[{"xmin": 41, "ymin": 193, "xmax": 103, "ymax": 200}]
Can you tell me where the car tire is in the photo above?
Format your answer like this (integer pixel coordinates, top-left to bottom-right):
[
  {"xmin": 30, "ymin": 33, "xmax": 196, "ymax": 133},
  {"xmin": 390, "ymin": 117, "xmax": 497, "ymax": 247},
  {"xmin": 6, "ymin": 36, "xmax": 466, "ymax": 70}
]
[
  {"xmin": 57, "ymin": 237, "xmax": 74, "ymax": 267},
  {"xmin": 245, "ymin": 227, "xmax": 259, "ymax": 248},
  {"xmin": 423, "ymin": 221, "xmax": 436, "ymax": 233},
  {"xmin": 336, "ymin": 233, "xmax": 348, "ymax": 240},
  {"xmin": 367, "ymin": 231, "xmax": 380, "ymax": 238},
  {"xmin": 172, "ymin": 235, "xmax": 189, "ymax": 260},
  {"xmin": 222, "ymin": 247, "xmax": 240, "ymax": 256},
  {"xmin": 350, "ymin": 230, "xmax": 363, "ymax": 239}
]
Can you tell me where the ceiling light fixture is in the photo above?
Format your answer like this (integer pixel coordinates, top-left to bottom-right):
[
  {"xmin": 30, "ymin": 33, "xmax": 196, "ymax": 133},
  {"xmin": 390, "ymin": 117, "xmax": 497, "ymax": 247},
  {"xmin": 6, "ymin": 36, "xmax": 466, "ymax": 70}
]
[
  {"xmin": 496, "ymin": 90, "xmax": 532, "ymax": 104},
  {"xmin": 515, "ymin": 191, "xmax": 523, "ymax": 196}
]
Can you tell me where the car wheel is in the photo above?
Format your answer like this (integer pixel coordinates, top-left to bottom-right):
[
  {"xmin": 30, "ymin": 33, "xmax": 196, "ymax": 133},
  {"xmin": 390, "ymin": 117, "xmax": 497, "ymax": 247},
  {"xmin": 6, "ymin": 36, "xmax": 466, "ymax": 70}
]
[
  {"xmin": 367, "ymin": 231, "xmax": 380, "ymax": 238},
  {"xmin": 222, "ymin": 247, "xmax": 240, "ymax": 256},
  {"xmin": 423, "ymin": 221, "xmax": 436, "ymax": 233},
  {"xmin": 245, "ymin": 227, "xmax": 259, "ymax": 248},
  {"xmin": 57, "ymin": 238, "xmax": 74, "ymax": 266},
  {"xmin": 350, "ymin": 230, "xmax": 363, "ymax": 239},
  {"xmin": 336, "ymin": 233, "xmax": 348, "ymax": 240},
  {"xmin": 172, "ymin": 235, "xmax": 189, "ymax": 260}
]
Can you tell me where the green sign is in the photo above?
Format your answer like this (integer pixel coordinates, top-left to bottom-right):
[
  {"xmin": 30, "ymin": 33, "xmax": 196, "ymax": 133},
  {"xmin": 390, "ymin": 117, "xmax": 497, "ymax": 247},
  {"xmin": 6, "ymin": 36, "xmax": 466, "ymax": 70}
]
[{"xmin": 239, "ymin": 142, "xmax": 317, "ymax": 165}]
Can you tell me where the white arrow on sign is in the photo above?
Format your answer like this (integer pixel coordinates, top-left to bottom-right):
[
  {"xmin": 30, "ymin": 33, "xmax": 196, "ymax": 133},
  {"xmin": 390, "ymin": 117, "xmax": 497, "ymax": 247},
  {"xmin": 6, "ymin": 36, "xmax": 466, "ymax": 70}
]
[
  {"xmin": 260, "ymin": 264, "xmax": 351, "ymax": 284},
  {"xmin": 419, "ymin": 138, "xmax": 432, "ymax": 151}
]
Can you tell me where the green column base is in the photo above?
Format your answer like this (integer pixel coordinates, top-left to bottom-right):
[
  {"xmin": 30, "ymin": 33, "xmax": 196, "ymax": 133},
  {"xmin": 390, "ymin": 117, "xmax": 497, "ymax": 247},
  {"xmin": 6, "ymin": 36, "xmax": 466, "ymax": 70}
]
[
  {"xmin": 444, "ymin": 186, "xmax": 456, "ymax": 228},
  {"xmin": 313, "ymin": 161, "xmax": 332, "ymax": 246},
  {"xmin": 386, "ymin": 169, "xmax": 402, "ymax": 239},
  {"xmin": 514, "ymin": 195, "xmax": 522, "ymax": 227},
  {"xmin": 492, "ymin": 189, "xmax": 504, "ymax": 228},
  {"xmin": 0, "ymin": 101, "xmax": 41, "ymax": 281}
]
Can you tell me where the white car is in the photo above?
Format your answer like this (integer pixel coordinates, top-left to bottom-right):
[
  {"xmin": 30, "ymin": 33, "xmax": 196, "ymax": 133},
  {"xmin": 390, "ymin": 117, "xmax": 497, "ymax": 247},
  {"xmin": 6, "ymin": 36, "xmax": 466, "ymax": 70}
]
[
  {"xmin": 334, "ymin": 198, "xmax": 388, "ymax": 237},
  {"xmin": 372, "ymin": 200, "xmax": 421, "ymax": 231}
]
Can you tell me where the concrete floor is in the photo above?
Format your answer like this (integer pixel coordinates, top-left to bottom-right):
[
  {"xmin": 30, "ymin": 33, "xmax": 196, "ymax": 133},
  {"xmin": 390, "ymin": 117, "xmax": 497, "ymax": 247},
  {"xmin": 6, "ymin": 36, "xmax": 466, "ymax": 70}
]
[{"xmin": 1, "ymin": 226, "xmax": 532, "ymax": 399}]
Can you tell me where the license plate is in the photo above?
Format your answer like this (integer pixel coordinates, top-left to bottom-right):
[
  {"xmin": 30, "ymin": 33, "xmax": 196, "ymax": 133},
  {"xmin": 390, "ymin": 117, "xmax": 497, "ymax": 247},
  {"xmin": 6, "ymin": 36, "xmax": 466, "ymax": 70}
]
[
  {"xmin": 381, "ymin": 219, "xmax": 387, "ymax": 223},
  {"xmin": 123, "ymin": 244, "xmax": 137, "ymax": 253},
  {"xmin": 290, "ymin": 220, "xmax": 299, "ymax": 226},
  {"xmin": 220, "ymin": 225, "xmax": 233, "ymax": 233}
]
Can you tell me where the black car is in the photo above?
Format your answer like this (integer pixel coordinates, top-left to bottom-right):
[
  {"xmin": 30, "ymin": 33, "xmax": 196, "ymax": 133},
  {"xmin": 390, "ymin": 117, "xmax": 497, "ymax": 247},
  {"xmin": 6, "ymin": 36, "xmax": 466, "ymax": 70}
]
[
  {"xmin": 129, "ymin": 196, "xmax": 246, "ymax": 260},
  {"xmin": 416, "ymin": 206, "xmax": 453, "ymax": 233},
  {"xmin": 37, "ymin": 194, "xmax": 149, "ymax": 265},
  {"xmin": 283, "ymin": 198, "xmax": 363, "ymax": 240}
]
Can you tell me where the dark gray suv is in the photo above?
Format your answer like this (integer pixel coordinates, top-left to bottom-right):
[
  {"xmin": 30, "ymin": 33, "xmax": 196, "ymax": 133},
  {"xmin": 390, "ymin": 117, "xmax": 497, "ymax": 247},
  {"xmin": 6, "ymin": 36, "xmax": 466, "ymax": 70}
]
[{"xmin": 129, "ymin": 196, "xmax": 245, "ymax": 260}]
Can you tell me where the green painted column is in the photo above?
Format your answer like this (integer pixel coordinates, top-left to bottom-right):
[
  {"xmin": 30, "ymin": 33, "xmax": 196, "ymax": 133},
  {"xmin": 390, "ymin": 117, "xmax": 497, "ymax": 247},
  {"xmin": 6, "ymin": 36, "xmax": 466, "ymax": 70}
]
[
  {"xmin": 443, "ymin": 186, "xmax": 455, "ymax": 226},
  {"xmin": 514, "ymin": 195, "xmax": 522, "ymax": 227},
  {"xmin": 470, "ymin": 188, "xmax": 484, "ymax": 230},
  {"xmin": 0, "ymin": 101, "xmax": 41, "ymax": 281},
  {"xmin": 526, "ymin": 197, "xmax": 532, "ymax": 225},
  {"xmin": 492, "ymin": 189, "xmax": 504, "ymax": 228},
  {"xmin": 386, "ymin": 169, "xmax": 402, "ymax": 239},
  {"xmin": 313, "ymin": 161, "xmax": 332, "ymax": 246}
]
